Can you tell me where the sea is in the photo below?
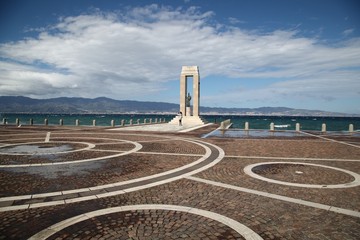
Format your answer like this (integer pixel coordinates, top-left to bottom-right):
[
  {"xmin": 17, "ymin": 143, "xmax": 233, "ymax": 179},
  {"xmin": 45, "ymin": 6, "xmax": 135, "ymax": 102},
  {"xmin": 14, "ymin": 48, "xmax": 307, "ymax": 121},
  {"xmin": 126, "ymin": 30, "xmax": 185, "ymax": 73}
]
[{"xmin": 1, "ymin": 113, "xmax": 359, "ymax": 132}]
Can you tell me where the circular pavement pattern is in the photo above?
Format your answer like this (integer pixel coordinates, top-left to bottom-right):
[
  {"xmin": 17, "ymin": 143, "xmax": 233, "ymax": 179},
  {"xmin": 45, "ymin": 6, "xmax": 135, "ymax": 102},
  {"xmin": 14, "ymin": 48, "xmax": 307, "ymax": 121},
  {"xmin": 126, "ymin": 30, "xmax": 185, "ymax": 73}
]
[
  {"xmin": 244, "ymin": 162, "xmax": 360, "ymax": 188},
  {"xmin": 0, "ymin": 131, "xmax": 262, "ymax": 240},
  {"xmin": 0, "ymin": 133, "xmax": 223, "ymax": 210},
  {"xmin": 29, "ymin": 204, "xmax": 262, "ymax": 240},
  {"xmin": 0, "ymin": 138, "xmax": 142, "ymax": 167}
]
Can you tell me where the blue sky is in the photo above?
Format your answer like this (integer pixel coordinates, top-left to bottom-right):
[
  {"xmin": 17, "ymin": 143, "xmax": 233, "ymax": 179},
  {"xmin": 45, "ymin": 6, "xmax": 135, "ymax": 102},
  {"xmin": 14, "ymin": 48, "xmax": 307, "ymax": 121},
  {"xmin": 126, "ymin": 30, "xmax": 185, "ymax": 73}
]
[{"xmin": 0, "ymin": 0, "xmax": 359, "ymax": 113}]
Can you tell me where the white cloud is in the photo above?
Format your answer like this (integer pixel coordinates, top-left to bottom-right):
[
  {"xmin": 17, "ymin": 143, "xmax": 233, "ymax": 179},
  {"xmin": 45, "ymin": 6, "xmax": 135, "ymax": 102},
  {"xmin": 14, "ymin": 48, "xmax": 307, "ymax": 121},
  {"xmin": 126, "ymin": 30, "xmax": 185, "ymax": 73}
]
[
  {"xmin": 343, "ymin": 28, "xmax": 354, "ymax": 36},
  {"xmin": 0, "ymin": 4, "xmax": 360, "ymax": 111}
]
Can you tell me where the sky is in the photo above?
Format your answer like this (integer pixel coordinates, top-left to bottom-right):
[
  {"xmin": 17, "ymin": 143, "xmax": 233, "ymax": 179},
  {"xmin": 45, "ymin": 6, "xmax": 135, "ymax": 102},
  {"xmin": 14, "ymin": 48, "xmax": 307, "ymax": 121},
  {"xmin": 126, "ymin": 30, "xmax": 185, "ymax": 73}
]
[{"xmin": 0, "ymin": 0, "xmax": 360, "ymax": 114}]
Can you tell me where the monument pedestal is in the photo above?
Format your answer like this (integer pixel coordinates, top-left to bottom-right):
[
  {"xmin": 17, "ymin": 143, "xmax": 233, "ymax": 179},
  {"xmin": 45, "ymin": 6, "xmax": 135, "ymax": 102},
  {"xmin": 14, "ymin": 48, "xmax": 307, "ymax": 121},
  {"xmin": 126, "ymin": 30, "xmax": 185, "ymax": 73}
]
[
  {"xmin": 186, "ymin": 107, "xmax": 191, "ymax": 116},
  {"xmin": 168, "ymin": 115, "xmax": 207, "ymax": 127}
]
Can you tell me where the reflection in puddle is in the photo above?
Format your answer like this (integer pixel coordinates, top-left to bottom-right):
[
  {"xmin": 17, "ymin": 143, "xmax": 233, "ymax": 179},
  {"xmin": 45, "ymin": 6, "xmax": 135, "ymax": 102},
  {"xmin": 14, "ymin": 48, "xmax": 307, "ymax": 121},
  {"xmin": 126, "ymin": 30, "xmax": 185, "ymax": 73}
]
[
  {"xmin": 0, "ymin": 144, "xmax": 73, "ymax": 154},
  {"xmin": 3, "ymin": 161, "xmax": 105, "ymax": 179},
  {"xmin": 204, "ymin": 129, "xmax": 306, "ymax": 138},
  {"xmin": 252, "ymin": 163, "xmax": 305, "ymax": 175}
]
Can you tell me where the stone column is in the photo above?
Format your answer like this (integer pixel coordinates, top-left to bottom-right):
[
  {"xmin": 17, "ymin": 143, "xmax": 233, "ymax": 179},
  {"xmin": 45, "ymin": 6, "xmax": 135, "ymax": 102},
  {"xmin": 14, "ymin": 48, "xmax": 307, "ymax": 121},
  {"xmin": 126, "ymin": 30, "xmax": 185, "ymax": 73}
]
[
  {"xmin": 111, "ymin": 120, "xmax": 115, "ymax": 127},
  {"xmin": 296, "ymin": 123, "xmax": 300, "ymax": 132},
  {"xmin": 59, "ymin": 119, "xmax": 63, "ymax": 126},
  {"xmin": 180, "ymin": 74, "xmax": 187, "ymax": 115},
  {"xmin": 76, "ymin": 119, "xmax": 79, "ymax": 126},
  {"xmin": 193, "ymin": 73, "xmax": 200, "ymax": 116},
  {"xmin": 270, "ymin": 122, "xmax": 274, "ymax": 131},
  {"xmin": 93, "ymin": 120, "xmax": 96, "ymax": 126},
  {"xmin": 44, "ymin": 119, "xmax": 48, "ymax": 126},
  {"xmin": 29, "ymin": 118, "xmax": 33, "ymax": 126}
]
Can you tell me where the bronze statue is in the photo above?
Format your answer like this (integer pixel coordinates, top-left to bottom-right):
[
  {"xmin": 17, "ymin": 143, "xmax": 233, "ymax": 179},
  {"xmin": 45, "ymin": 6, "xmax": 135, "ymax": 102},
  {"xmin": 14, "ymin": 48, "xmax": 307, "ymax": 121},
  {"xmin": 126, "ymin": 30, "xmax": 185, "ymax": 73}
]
[{"xmin": 186, "ymin": 92, "xmax": 192, "ymax": 107}]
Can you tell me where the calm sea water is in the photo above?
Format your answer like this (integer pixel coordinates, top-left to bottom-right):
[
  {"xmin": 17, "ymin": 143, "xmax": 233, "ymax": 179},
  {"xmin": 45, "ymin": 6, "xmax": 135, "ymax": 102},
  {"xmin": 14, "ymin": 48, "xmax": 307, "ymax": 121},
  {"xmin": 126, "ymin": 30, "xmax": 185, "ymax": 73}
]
[{"xmin": 1, "ymin": 113, "xmax": 359, "ymax": 131}]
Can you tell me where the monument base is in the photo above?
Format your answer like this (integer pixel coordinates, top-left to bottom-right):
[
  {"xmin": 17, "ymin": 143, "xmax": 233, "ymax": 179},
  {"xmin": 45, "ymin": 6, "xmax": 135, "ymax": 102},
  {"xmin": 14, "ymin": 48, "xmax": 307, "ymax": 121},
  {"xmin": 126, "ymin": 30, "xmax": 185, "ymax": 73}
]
[
  {"xmin": 168, "ymin": 115, "xmax": 207, "ymax": 127},
  {"xmin": 186, "ymin": 107, "xmax": 191, "ymax": 116}
]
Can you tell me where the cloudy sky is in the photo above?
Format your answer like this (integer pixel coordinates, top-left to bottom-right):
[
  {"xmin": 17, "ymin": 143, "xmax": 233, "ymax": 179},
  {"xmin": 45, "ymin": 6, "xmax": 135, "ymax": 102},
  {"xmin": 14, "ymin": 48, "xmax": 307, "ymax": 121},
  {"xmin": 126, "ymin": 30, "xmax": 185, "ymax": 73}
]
[{"xmin": 0, "ymin": 0, "xmax": 359, "ymax": 113}]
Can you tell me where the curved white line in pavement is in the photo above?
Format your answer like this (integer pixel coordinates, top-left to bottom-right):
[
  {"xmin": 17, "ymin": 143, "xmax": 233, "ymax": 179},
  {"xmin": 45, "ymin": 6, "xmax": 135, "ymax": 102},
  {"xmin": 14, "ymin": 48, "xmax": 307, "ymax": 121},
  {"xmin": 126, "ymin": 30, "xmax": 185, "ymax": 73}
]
[
  {"xmin": 0, "ymin": 139, "xmax": 142, "ymax": 168},
  {"xmin": 0, "ymin": 137, "xmax": 225, "ymax": 211},
  {"xmin": 186, "ymin": 176, "xmax": 360, "ymax": 218},
  {"xmin": 244, "ymin": 162, "xmax": 360, "ymax": 189},
  {"xmin": 29, "ymin": 204, "xmax": 263, "ymax": 240}
]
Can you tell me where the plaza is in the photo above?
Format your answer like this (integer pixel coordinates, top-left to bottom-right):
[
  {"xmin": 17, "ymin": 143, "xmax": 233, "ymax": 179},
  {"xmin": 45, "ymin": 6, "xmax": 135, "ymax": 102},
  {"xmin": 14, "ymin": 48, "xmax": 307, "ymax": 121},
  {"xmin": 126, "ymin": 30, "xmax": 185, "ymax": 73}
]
[{"xmin": 0, "ymin": 124, "xmax": 359, "ymax": 239}]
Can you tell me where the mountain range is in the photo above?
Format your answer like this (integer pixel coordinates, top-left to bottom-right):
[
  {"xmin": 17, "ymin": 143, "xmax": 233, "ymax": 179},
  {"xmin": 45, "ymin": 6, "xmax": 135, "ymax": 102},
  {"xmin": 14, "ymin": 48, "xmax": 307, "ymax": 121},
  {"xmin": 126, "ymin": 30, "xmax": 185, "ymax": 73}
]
[{"xmin": 0, "ymin": 96, "xmax": 355, "ymax": 116}]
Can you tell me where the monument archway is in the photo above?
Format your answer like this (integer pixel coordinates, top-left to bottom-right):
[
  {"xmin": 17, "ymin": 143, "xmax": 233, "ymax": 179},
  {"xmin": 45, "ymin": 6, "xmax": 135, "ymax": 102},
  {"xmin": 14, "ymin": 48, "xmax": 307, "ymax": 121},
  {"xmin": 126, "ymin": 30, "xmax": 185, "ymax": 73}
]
[
  {"xmin": 180, "ymin": 66, "xmax": 200, "ymax": 116},
  {"xmin": 169, "ymin": 66, "xmax": 205, "ymax": 127}
]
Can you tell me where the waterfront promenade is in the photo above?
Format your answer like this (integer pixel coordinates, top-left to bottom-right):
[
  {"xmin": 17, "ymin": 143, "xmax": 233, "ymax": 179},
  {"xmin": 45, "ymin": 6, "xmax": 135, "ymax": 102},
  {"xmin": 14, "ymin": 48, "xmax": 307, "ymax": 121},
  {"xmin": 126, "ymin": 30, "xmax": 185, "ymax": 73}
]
[{"xmin": 0, "ymin": 124, "xmax": 359, "ymax": 239}]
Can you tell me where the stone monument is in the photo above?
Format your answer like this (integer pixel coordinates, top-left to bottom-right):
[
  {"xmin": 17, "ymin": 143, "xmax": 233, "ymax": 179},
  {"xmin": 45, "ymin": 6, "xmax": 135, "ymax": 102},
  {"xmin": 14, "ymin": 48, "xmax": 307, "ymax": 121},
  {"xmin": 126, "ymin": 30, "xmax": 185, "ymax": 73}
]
[
  {"xmin": 169, "ymin": 66, "xmax": 206, "ymax": 127},
  {"xmin": 180, "ymin": 66, "xmax": 200, "ymax": 116}
]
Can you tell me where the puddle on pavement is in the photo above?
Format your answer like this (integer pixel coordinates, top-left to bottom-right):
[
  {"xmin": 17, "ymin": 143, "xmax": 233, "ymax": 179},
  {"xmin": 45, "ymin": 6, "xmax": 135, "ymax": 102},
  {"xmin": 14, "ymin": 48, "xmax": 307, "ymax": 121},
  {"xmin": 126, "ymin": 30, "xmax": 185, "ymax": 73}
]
[
  {"xmin": 0, "ymin": 144, "xmax": 73, "ymax": 154},
  {"xmin": 204, "ymin": 129, "xmax": 306, "ymax": 138},
  {"xmin": 3, "ymin": 161, "xmax": 105, "ymax": 179},
  {"xmin": 252, "ymin": 164, "xmax": 305, "ymax": 175}
]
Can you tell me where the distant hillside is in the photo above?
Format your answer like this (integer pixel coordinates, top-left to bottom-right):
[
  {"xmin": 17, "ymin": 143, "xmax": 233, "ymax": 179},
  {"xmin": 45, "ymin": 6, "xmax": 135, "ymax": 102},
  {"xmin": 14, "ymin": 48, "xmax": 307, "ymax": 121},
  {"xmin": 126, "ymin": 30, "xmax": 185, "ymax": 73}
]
[
  {"xmin": 0, "ymin": 96, "xmax": 354, "ymax": 116},
  {"xmin": 0, "ymin": 96, "xmax": 179, "ymax": 114}
]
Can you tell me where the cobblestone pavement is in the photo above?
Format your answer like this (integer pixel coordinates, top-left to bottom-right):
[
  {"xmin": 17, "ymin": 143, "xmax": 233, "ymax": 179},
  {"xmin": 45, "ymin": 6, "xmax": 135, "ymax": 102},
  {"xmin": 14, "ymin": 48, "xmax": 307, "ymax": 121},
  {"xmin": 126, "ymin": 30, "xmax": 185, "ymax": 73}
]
[{"xmin": 0, "ymin": 125, "xmax": 359, "ymax": 239}]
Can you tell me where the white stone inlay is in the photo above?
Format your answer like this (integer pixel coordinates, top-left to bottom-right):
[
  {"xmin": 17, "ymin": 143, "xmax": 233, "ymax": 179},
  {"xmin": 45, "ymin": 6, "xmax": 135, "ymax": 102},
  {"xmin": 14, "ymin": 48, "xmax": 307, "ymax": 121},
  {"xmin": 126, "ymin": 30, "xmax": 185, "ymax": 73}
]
[
  {"xmin": 244, "ymin": 162, "xmax": 360, "ymax": 188},
  {"xmin": 186, "ymin": 176, "xmax": 360, "ymax": 218},
  {"xmin": 45, "ymin": 132, "xmax": 51, "ymax": 142},
  {"xmin": 0, "ymin": 137, "xmax": 224, "ymax": 211},
  {"xmin": 29, "ymin": 204, "xmax": 262, "ymax": 240}
]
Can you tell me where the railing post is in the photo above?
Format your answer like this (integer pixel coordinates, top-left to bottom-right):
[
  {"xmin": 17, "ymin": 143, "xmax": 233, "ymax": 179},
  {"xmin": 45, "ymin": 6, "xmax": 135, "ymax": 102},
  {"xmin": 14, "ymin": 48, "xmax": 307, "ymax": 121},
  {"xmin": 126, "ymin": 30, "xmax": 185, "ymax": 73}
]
[
  {"xmin": 349, "ymin": 124, "xmax": 354, "ymax": 134},
  {"xmin": 321, "ymin": 123, "xmax": 326, "ymax": 133},
  {"xmin": 245, "ymin": 122, "xmax": 249, "ymax": 131},
  {"xmin": 93, "ymin": 120, "xmax": 96, "ymax": 126},
  {"xmin": 111, "ymin": 120, "xmax": 115, "ymax": 127},
  {"xmin": 44, "ymin": 119, "xmax": 48, "ymax": 126},
  {"xmin": 270, "ymin": 122, "xmax": 274, "ymax": 131},
  {"xmin": 59, "ymin": 119, "xmax": 63, "ymax": 126},
  {"xmin": 296, "ymin": 123, "xmax": 300, "ymax": 132}
]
